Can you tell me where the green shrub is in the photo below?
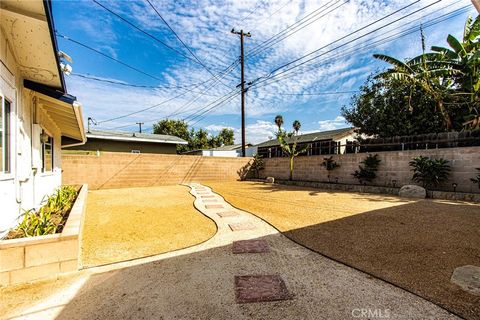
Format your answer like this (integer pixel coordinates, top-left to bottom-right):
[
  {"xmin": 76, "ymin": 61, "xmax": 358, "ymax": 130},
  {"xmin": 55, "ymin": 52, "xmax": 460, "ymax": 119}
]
[
  {"xmin": 321, "ymin": 156, "xmax": 340, "ymax": 182},
  {"xmin": 409, "ymin": 156, "xmax": 450, "ymax": 190},
  {"xmin": 7, "ymin": 186, "xmax": 78, "ymax": 239},
  {"xmin": 353, "ymin": 154, "xmax": 381, "ymax": 184},
  {"xmin": 471, "ymin": 168, "xmax": 480, "ymax": 189},
  {"xmin": 250, "ymin": 154, "xmax": 265, "ymax": 179}
]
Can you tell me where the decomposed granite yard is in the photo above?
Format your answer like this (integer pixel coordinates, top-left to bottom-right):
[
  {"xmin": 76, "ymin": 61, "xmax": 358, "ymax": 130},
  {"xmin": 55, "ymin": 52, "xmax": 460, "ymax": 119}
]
[
  {"xmin": 206, "ymin": 181, "xmax": 480, "ymax": 319},
  {"xmin": 81, "ymin": 185, "xmax": 217, "ymax": 267},
  {"xmin": 0, "ymin": 184, "xmax": 461, "ymax": 320}
]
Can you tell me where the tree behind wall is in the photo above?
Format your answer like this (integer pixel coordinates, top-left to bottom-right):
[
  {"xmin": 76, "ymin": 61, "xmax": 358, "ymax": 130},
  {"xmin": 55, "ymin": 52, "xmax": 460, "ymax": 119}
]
[{"xmin": 153, "ymin": 119, "xmax": 235, "ymax": 153}]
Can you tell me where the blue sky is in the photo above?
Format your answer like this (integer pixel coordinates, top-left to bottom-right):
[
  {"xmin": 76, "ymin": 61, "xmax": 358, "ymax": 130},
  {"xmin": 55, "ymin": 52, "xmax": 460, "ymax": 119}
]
[{"xmin": 53, "ymin": 0, "xmax": 477, "ymax": 143}]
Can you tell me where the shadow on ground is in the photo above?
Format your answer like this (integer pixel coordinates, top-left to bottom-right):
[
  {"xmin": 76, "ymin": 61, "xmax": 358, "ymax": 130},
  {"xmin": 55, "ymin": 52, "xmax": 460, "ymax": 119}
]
[{"xmin": 2, "ymin": 231, "xmax": 460, "ymax": 320}]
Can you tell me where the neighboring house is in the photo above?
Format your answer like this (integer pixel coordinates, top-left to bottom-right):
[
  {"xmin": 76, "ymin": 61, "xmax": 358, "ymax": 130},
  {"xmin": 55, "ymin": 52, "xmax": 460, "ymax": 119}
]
[
  {"xmin": 64, "ymin": 130, "xmax": 188, "ymax": 154},
  {"xmin": 0, "ymin": 0, "xmax": 86, "ymax": 236},
  {"xmin": 256, "ymin": 128, "xmax": 356, "ymax": 158},
  {"xmin": 182, "ymin": 144, "xmax": 254, "ymax": 157}
]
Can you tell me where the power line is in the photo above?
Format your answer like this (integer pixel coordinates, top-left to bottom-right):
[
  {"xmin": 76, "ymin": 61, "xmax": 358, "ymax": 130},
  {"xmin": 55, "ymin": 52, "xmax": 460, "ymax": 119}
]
[
  {"xmin": 144, "ymin": 0, "xmax": 230, "ymax": 88},
  {"xmin": 247, "ymin": 0, "xmax": 343, "ymax": 58},
  {"xmin": 56, "ymin": 32, "xmax": 163, "ymax": 81},
  {"xmin": 250, "ymin": 4, "xmax": 471, "ymax": 91},
  {"xmin": 92, "ymin": 0, "xmax": 202, "ymax": 65},
  {"xmin": 70, "ymin": 73, "xmax": 216, "ymax": 90},
  {"xmin": 251, "ymin": 0, "xmax": 437, "ymax": 87},
  {"xmin": 97, "ymin": 60, "xmax": 239, "ymax": 125}
]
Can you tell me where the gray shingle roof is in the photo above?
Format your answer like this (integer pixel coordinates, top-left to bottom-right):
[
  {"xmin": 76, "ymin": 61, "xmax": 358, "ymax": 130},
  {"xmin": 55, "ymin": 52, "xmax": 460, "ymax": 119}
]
[
  {"xmin": 255, "ymin": 127, "xmax": 354, "ymax": 148},
  {"xmin": 86, "ymin": 129, "xmax": 188, "ymax": 145}
]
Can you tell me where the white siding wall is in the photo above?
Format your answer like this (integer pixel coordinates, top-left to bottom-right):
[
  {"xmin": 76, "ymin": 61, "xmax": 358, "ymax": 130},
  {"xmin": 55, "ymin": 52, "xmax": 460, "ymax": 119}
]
[{"xmin": 0, "ymin": 29, "xmax": 62, "ymax": 237}]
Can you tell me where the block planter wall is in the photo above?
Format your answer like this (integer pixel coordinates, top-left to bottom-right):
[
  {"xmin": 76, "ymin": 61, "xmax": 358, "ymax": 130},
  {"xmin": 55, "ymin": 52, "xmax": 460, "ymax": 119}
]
[
  {"xmin": 0, "ymin": 184, "xmax": 88, "ymax": 286},
  {"xmin": 259, "ymin": 146, "xmax": 480, "ymax": 193}
]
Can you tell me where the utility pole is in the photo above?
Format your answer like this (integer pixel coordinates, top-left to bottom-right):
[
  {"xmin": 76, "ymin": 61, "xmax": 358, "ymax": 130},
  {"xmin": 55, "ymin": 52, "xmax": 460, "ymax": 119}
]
[
  {"xmin": 136, "ymin": 122, "xmax": 144, "ymax": 133},
  {"xmin": 231, "ymin": 28, "xmax": 251, "ymax": 157},
  {"xmin": 472, "ymin": 0, "xmax": 480, "ymax": 13}
]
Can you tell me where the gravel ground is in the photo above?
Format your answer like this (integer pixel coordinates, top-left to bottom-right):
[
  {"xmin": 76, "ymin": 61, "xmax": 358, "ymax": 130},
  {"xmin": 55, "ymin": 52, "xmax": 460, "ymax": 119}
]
[
  {"xmin": 0, "ymin": 184, "xmax": 458, "ymax": 320},
  {"xmin": 206, "ymin": 181, "xmax": 480, "ymax": 320},
  {"xmin": 81, "ymin": 185, "xmax": 216, "ymax": 267}
]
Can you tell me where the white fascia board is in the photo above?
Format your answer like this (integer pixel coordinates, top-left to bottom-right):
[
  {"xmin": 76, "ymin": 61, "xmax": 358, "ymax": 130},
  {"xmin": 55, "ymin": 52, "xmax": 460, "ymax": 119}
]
[{"xmin": 86, "ymin": 134, "xmax": 188, "ymax": 145}]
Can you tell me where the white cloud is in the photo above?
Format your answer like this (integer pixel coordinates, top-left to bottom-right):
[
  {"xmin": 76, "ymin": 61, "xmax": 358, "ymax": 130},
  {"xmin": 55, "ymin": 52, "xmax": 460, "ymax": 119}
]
[
  {"xmin": 60, "ymin": 0, "xmax": 472, "ymax": 132},
  {"xmin": 318, "ymin": 116, "xmax": 348, "ymax": 131}
]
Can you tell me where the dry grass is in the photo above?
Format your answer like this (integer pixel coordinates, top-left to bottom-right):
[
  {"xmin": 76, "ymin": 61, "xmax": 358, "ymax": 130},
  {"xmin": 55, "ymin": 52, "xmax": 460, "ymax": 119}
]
[
  {"xmin": 206, "ymin": 181, "xmax": 480, "ymax": 320},
  {"xmin": 81, "ymin": 185, "xmax": 216, "ymax": 267}
]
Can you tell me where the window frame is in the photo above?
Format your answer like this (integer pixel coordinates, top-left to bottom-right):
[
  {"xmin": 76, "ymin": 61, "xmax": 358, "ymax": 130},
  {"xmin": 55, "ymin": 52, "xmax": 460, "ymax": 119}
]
[
  {"xmin": 41, "ymin": 130, "xmax": 54, "ymax": 173},
  {"xmin": 0, "ymin": 94, "xmax": 12, "ymax": 175}
]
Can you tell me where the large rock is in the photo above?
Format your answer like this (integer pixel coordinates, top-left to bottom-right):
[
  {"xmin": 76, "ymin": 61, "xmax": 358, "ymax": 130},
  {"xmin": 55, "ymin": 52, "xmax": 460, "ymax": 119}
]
[
  {"xmin": 399, "ymin": 185, "xmax": 426, "ymax": 199},
  {"xmin": 451, "ymin": 265, "xmax": 480, "ymax": 295},
  {"xmin": 265, "ymin": 177, "xmax": 275, "ymax": 184}
]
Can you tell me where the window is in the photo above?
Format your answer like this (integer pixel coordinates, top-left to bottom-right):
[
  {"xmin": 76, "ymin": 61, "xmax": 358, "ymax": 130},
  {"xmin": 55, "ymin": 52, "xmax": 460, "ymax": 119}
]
[
  {"xmin": 0, "ymin": 97, "xmax": 11, "ymax": 173},
  {"xmin": 41, "ymin": 131, "xmax": 53, "ymax": 172}
]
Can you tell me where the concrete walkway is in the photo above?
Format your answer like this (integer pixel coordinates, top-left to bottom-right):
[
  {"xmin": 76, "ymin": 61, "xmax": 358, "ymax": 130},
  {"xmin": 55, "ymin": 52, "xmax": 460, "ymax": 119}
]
[{"xmin": 2, "ymin": 184, "xmax": 458, "ymax": 320}]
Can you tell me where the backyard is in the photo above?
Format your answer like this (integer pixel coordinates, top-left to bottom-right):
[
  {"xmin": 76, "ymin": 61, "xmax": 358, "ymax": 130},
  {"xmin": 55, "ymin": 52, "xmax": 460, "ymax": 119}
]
[
  {"xmin": 207, "ymin": 181, "xmax": 480, "ymax": 319},
  {"xmin": 2, "ymin": 182, "xmax": 470, "ymax": 320},
  {"xmin": 81, "ymin": 185, "xmax": 216, "ymax": 266}
]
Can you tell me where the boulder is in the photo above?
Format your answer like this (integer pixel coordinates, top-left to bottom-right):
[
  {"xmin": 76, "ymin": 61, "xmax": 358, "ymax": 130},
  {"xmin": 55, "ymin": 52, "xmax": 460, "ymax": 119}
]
[
  {"xmin": 265, "ymin": 177, "xmax": 275, "ymax": 184},
  {"xmin": 399, "ymin": 185, "xmax": 426, "ymax": 199}
]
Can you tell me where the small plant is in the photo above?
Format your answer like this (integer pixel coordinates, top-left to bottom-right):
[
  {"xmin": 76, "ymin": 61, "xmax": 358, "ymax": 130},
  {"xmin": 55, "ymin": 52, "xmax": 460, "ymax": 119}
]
[
  {"xmin": 409, "ymin": 156, "xmax": 450, "ymax": 190},
  {"xmin": 470, "ymin": 168, "xmax": 480, "ymax": 189},
  {"xmin": 250, "ymin": 154, "xmax": 265, "ymax": 179},
  {"xmin": 321, "ymin": 156, "xmax": 340, "ymax": 183},
  {"xmin": 353, "ymin": 154, "xmax": 381, "ymax": 184},
  {"xmin": 7, "ymin": 186, "xmax": 78, "ymax": 239}
]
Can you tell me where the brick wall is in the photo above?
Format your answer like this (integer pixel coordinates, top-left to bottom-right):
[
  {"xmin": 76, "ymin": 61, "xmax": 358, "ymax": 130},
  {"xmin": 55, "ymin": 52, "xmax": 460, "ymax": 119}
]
[
  {"xmin": 62, "ymin": 153, "xmax": 252, "ymax": 189},
  {"xmin": 260, "ymin": 147, "xmax": 480, "ymax": 193}
]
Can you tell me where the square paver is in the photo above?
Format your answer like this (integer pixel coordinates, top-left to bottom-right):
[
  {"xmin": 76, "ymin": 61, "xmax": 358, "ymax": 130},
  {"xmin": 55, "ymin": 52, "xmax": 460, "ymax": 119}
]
[
  {"xmin": 233, "ymin": 240, "xmax": 269, "ymax": 254},
  {"xmin": 205, "ymin": 204, "xmax": 224, "ymax": 209},
  {"xmin": 200, "ymin": 195, "xmax": 216, "ymax": 199},
  {"xmin": 234, "ymin": 275, "xmax": 291, "ymax": 303},
  {"xmin": 229, "ymin": 222, "xmax": 256, "ymax": 231},
  {"xmin": 217, "ymin": 211, "xmax": 240, "ymax": 218}
]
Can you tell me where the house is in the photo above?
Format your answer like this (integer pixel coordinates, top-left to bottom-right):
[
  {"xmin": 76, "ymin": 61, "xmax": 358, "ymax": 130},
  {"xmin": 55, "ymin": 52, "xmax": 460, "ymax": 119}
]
[
  {"xmin": 64, "ymin": 129, "xmax": 188, "ymax": 154},
  {"xmin": 256, "ymin": 127, "xmax": 356, "ymax": 158},
  {"xmin": 0, "ymin": 0, "xmax": 86, "ymax": 236},
  {"xmin": 182, "ymin": 144, "xmax": 254, "ymax": 157}
]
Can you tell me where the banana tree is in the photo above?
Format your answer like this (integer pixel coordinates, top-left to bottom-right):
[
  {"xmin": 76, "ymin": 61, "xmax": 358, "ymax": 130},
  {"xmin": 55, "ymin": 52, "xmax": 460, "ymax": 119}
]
[
  {"xmin": 430, "ymin": 15, "xmax": 480, "ymax": 129},
  {"xmin": 274, "ymin": 115, "xmax": 308, "ymax": 181}
]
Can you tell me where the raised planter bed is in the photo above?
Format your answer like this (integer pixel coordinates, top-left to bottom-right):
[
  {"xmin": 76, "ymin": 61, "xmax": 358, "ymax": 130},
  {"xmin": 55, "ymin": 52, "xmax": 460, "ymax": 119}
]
[
  {"xmin": 248, "ymin": 178, "xmax": 480, "ymax": 203},
  {"xmin": 0, "ymin": 184, "xmax": 88, "ymax": 286}
]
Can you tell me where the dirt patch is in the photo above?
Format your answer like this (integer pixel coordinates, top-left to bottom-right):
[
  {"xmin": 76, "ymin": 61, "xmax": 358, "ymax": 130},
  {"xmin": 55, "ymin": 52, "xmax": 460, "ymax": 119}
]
[
  {"xmin": 81, "ymin": 185, "xmax": 216, "ymax": 266},
  {"xmin": 207, "ymin": 181, "xmax": 480, "ymax": 319}
]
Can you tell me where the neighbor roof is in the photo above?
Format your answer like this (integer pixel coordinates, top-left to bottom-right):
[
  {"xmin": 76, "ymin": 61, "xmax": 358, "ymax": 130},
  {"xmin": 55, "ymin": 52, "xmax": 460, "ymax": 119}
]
[
  {"xmin": 256, "ymin": 127, "xmax": 355, "ymax": 148},
  {"xmin": 87, "ymin": 130, "xmax": 188, "ymax": 145},
  {"xmin": 205, "ymin": 144, "xmax": 252, "ymax": 151}
]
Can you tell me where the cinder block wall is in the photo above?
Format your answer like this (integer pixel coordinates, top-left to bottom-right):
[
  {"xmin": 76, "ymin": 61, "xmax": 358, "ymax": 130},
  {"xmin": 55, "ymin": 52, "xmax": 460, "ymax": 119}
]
[
  {"xmin": 62, "ymin": 153, "xmax": 252, "ymax": 189},
  {"xmin": 260, "ymin": 147, "xmax": 480, "ymax": 193}
]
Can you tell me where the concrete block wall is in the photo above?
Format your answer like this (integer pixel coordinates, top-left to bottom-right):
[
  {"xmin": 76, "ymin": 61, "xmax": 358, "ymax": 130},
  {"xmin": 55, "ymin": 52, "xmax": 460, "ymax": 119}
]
[
  {"xmin": 0, "ymin": 184, "xmax": 88, "ymax": 286},
  {"xmin": 62, "ymin": 153, "xmax": 252, "ymax": 189},
  {"xmin": 260, "ymin": 147, "xmax": 480, "ymax": 193}
]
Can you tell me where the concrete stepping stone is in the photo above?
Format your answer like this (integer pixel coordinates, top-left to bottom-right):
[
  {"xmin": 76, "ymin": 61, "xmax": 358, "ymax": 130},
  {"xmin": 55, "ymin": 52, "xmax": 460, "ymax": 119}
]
[
  {"xmin": 200, "ymin": 195, "xmax": 216, "ymax": 199},
  {"xmin": 203, "ymin": 199, "xmax": 219, "ymax": 203},
  {"xmin": 229, "ymin": 222, "xmax": 256, "ymax": 231},
  {"xmin": 234, "ymin": 275, "xmax": 292, "ymax": 303},
  {"xmin": 205, "ymin": 204, "xmax": 224, "ymax": 209},
  {"xmin": 233, "ymin": 240, "xmax": 269, "ymax": 254},
  {"xmin": 217, "ymin": 211, "xmax": 240, "ymax": 218}
]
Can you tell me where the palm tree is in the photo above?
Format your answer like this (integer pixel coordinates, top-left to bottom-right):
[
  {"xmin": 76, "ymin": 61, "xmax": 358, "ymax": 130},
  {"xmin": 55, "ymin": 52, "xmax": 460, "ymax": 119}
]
[
  {"xmin": 275, "ymin": 115, "xmax": 284, "ymax": 130},
  {"xmin": 275, "ymin": 116, "xmax": 308, "ymax": 180}
]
